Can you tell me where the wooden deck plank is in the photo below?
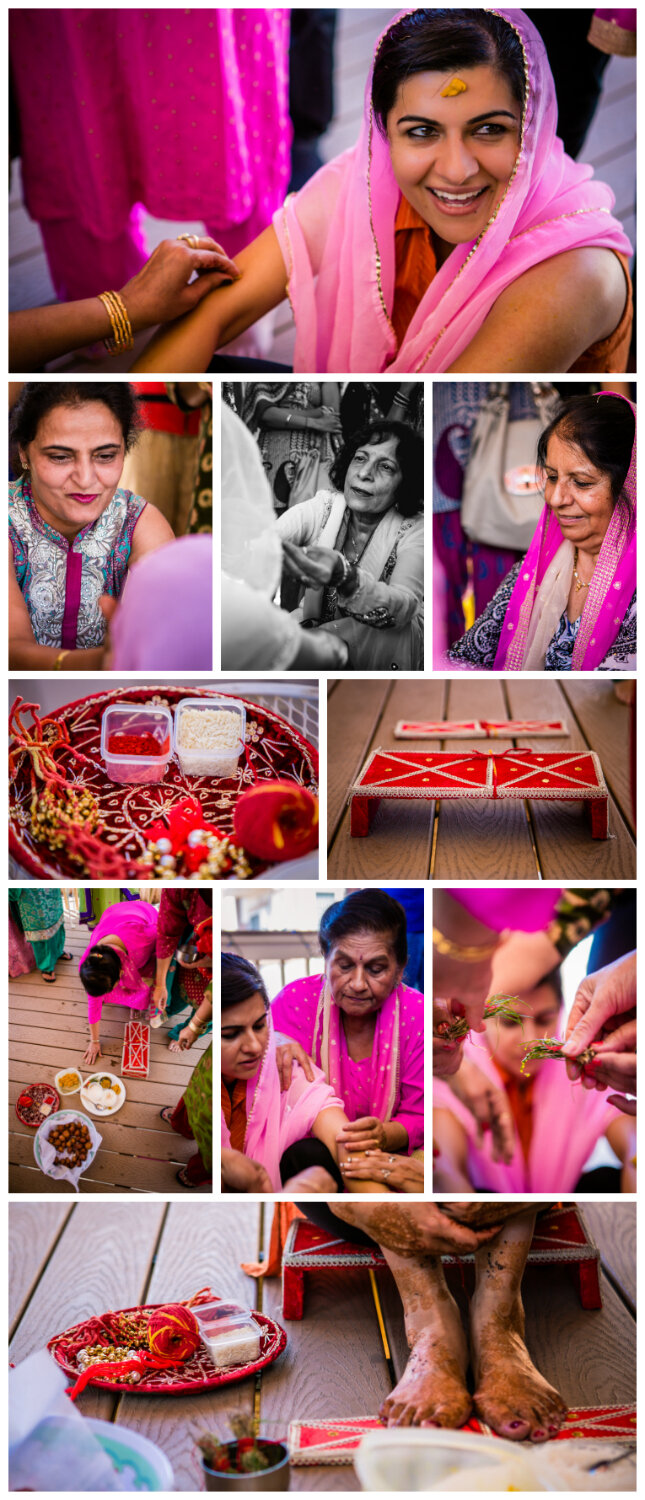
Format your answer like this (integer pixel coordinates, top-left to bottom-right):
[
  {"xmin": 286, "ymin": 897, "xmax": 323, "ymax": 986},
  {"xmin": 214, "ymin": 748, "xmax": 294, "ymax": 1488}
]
[
  {"xmin": 9, "ymin": 1204, "xmax": 73, "ymax": 1338},
  {"xmin": 261, "ymin": 1262, "xmax": 390, "ymax": 1493},
  {"xmin": 9, "ymin": 1128, "xmax": 193, "ymax": 1193},
  {"xmin": 560, "ymin": 680, "xmax": 634, "ymax": 833},
  {"xmin": 581, "ymin": 1201, "xmax": 636, "ymax": 1313},
  {"xmin": 432, "ymin": 677, "xmax": 538, "ymax": 881},
  {"xmin": 327, "ymin": 679, "xmax": 445, "ymax": 880},
  {"xmin": 9, "ymin": 1201, "xmax": 166, "ymax": 1421},
  {"xmin": 505, "ymin": 678, "xmax": 636, "ymax": 879},
  {"xmin": 113, "ymin": 1203, "xmax": 261, "ymax": 1494}
]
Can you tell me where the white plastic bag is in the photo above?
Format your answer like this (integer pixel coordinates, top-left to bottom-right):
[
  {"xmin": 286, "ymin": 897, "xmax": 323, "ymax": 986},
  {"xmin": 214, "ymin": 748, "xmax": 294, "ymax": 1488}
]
[{"xmin": 36, "ymin": 1114, "xmax": 102, "ymax": 1192}]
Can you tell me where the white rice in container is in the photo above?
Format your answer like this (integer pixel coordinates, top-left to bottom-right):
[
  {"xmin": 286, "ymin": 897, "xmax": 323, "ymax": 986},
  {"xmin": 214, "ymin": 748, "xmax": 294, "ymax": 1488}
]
[{"xmin": 176, "ymin": 705, "xmax": 245, "ymax": 778}]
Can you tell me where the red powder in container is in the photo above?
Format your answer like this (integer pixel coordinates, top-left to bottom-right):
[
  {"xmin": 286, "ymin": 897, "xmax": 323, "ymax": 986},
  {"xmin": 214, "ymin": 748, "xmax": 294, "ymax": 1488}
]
[{"xmin": 107, "ymin": 733, "xmax": 170, "ymax": 757}]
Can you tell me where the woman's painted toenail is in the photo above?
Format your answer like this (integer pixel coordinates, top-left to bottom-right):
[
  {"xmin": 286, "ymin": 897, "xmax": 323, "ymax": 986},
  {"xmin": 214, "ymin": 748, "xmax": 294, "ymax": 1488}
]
[
  {"xmin": 533, "ymin": 1429, "xmax": 545, "ymax": 1439},
  {"xmin": 509, "ymin": 1420, "xmax": 523, "ymax": 1430}
]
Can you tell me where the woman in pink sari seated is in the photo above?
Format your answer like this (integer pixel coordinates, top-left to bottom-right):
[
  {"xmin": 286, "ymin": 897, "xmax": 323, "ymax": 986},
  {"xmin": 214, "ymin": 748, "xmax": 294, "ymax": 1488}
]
[
  {"xmin": 79, "ymin": 898, "xmax": 158, "ymax": 1066},
  {"xmin": 135, "ymin": 9, "xmax": 631, "ymax": 377},
  {"xmin": 447, "ymin": 393, "xmax": 636, "ymax": 670},
  {"xmin": 221, "ymin": 952, "xmax": 381, "ymax": 1195},
  {"xmin": 433, "ymin": 967, "xmax": 636, "ymax": 1193},
  {"xmin": 271, "ymin": 890, "xmax": 424, "ymax": 1192}
]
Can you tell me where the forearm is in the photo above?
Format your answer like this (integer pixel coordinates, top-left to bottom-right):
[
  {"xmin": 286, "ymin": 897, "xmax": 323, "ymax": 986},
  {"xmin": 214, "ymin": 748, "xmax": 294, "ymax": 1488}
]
[
  {"xmin": 382, "ymin": 1119, "xmax": 409, "ymax": 1152},
  {"xmin": 341, "ymin": 568, "xmax": 420, "ymax": 627},
  {"xmin": 10, "ymin": 298, "xmax": 114, "ymax": 371},
  {"xmin": 88, "ymin": 1021, "xmax": 101, "ymax": 1046},
  {"xmin": 191, "ymin": 998, "xmax": 213, "ymax": 1030},
  {"xmin": 9, "ymin": 638, "xmax": 104, "ymax": 671},
  {"xmin": 260, "ymin": 406, "xmax": 316, "ymax": 431},
  {"xmin": 133, "ymin": 225, "xmax": 287, "ymax": 374},
  {"xmin": 155, "ymin": 954, "xmax": 173, "ymax": 984}
]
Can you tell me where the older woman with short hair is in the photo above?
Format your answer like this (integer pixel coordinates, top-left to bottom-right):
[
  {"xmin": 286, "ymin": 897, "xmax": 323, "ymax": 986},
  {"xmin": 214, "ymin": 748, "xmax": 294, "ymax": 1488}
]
[{"xmin": 276, "ymin": 419, "xmax": 424, "ymax": 668}]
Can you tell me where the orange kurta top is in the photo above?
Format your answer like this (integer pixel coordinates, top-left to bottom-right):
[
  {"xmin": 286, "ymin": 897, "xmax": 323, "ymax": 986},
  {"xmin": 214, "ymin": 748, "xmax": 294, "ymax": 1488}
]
[
  {"xmin": 392, "ymin": 196, "xmax": 438, "ymax": 348},
  {"xmin": 221, "ymin": 1079, "xmax": 247, "ymax": 1151},
  {"xmin": 393, "ymin": 197, "xmax": 632, "ymax": 372}
]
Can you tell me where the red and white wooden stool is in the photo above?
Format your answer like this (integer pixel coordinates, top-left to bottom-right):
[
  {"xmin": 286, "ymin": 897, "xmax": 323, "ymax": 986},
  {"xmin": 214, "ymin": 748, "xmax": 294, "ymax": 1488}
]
[
  {"xmin": 349, "ymin": 748, "xmax": 609, "ymax": 839},
  {"xmin": 281, "ymin": 1205, "xmax": 602, "ymax": 1320}
]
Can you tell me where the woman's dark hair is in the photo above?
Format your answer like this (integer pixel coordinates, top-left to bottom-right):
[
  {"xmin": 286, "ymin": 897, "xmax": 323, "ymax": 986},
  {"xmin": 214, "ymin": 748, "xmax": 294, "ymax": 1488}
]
[
  {"xmin": 372, "ymin": 9, "xmax": 526, "ymax": 134},
  {"xmin": 329, "ymin": 420, "xmax": 424, "ymax": 517},
  {"xmin": 537, "ymin": 395, "xmax": 635, "ymax": 519},
  {"xmin": 10, "ymin": 382, "xmax": 142, "ymax": 464},
  {"xmin": 319, "ymin": 890, "xmax": 408, "ymax": 968},
  {"xmin": 79, "ymin": 944, "xmax": 123, "ymax": 997},
  {"xmin": 221, "ymin": 951, "xmax": 269, "ymax": 1012}
]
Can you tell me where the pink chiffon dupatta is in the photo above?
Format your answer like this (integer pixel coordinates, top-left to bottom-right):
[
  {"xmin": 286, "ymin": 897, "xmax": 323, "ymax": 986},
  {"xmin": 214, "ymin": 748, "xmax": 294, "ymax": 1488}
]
[
  {"xmin": 495, "ymin": 393, "xmax": 636, "ymax": 670},
  {"xmin": 221, "ymin": 1020, "xmax": 344, "ymax": 1192},
  {"xmin": 313, "ymin": 979, "xmax": 402, "ymax": 1125},
  {"xmin": 273, "ymin": 8, "xmax": 632, "ymax": 374}
]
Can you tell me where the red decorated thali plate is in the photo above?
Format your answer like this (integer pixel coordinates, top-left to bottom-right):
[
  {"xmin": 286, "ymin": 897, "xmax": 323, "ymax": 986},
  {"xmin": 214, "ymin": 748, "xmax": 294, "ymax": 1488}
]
[
  {"xmin": 9, "ymin": 686, "xmax": 318, "ymax": 879},
  {"xmin": 48, "ymin": 1302, "xmax": 287, "ymax": 1395},
  {"xmin": 16, "ymin": 1083, "xmax": 60, "ymax": 1127}
]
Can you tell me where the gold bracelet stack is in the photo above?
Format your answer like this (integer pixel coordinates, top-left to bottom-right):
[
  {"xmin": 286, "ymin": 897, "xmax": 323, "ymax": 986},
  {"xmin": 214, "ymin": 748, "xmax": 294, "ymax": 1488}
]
[
  {"xmin": 432, "ymin": 926, "xmax": 499, "ymax": 962},
  {"xmin": 98, "ymin": 290, "xmax": 134, "ymax": 354}
]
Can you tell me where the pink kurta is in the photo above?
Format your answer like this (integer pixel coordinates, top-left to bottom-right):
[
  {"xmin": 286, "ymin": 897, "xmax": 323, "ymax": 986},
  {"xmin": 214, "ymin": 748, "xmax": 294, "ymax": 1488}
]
[
  {"xmin": 271, "ymin": 974, "xmax": 424, "ymax": 1151},
  {"xmin": 79, "ymin": 899, "xmax": 158, "ymax": 1025},
  {"xmin": 434, "ymin": 1034, "xmax": 621, "ymax": 1192},
  {"xmin": 10, "ymin": 10, "xmax": 291, "ymax": 297}
]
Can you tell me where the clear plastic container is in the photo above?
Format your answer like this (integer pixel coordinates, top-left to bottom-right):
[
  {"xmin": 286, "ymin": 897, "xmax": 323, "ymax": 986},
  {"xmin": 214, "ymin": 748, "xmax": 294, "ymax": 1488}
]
[
  {"xmin": 193, "ymin": 1301, "xmax": 261, "ymax": 1369},
  {"xmin": 100, "ymin": 703, "xmax": 173, "ymax": 785},
  {"xmin": 174, "ymin": 697, "xmax": 246, "ymax": 779}
]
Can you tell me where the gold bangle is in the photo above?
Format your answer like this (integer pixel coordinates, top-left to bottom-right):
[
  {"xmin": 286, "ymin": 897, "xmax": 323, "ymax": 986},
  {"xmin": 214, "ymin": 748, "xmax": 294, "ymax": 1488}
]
[
  {"xmin": 53, "ymin": 649, "xmax": 70, "ymax": 671},
  {"xmin": 187, "ymin": 1017, "xmax": 202, "ymax": 1035},
  {"xmin": 432, "ymin": 926, "xmax": 499, "ymax": 962},
  {"xmin": 98, "ymin": 290, "xmax": 134, "ymax": 354}
]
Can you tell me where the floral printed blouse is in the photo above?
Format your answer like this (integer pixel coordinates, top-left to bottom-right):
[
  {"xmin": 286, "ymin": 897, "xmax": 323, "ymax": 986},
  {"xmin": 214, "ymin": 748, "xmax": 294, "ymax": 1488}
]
[{"xmin": 9, "ymin": 476, "xmax": 146, "ymax": 648}]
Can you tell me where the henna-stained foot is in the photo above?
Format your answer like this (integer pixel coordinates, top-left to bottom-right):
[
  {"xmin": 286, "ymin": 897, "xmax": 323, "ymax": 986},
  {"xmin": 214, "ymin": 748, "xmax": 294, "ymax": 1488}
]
[
  {"xmin": 471, "ymin": 1296, "xmax": 567, "ymax": 1443},
  {"xmin": 380, "ymin": 1322, "xmax": 472, "ymax": 1429}
]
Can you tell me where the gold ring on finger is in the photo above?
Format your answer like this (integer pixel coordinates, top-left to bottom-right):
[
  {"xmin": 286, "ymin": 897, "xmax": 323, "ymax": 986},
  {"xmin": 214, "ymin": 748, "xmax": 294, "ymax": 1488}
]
[{"xmin": 177, "ymin": 233, "xmax": 198, "ymax": 248}]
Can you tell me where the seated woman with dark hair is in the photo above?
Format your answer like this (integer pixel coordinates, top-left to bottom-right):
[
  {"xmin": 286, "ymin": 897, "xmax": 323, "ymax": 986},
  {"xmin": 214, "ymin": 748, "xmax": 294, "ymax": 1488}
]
[
  {"xmin": 276, "ymin": 420, "xmax": 424, "ymax": 669},
  {"xmin": 78, "ymin": 898, "xmax": 158, "ymax": 1066},
  {"xmin": 271, "ymin": 889, "xmax": 424, "ymax": 1193},
  {"xmin": 221, "ymin": 952, "xmax": 387, "ymax": 1195},
  {"xmin": 447, "ymin": 392, "xmax": 636, "ymax": 670},
  {"xmin": 9, "ymin": 382, "xmax": 174, "ymax": 671}
]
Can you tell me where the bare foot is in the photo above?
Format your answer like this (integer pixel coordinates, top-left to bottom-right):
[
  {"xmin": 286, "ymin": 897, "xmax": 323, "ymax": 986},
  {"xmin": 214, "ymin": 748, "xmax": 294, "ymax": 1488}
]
[
  {"xmin": 471, "ymin": 1292, "xmax": 567, "ymax": 1443},
  {"xmin": 380, "ymin": 1259, "xmax": 471, "ymax": 1429}
]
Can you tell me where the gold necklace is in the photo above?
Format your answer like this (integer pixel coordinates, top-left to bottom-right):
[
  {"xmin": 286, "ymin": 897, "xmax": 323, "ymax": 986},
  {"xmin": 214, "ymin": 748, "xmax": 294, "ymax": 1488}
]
[{"xmin": 573, "ymin": 548, "xmax": 593, "ymax": 592}]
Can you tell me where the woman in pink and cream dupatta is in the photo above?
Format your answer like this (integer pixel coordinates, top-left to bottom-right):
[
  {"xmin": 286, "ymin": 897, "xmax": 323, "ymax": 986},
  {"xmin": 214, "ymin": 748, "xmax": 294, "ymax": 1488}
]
[
  {"xmin": 270, "ymin": 891, "xmax": 424, "ymax": 1192},
  {"xmin": 448, "ymin": 392, "xmax": 636, "ymax": 670}
]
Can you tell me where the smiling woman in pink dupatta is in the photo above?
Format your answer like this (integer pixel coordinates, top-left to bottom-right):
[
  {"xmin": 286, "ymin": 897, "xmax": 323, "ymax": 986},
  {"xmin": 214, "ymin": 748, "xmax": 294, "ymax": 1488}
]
[
  {"xmin": 271, "ymin": 891, "xmax": 424, "ymax": 1160},
  {"xmin": 135, "ymin": 8, "xmax": 632, "ymax": 378},
  {"xmin": 448, "ymin": 393, "xmax": 636, "ymax": 670}
]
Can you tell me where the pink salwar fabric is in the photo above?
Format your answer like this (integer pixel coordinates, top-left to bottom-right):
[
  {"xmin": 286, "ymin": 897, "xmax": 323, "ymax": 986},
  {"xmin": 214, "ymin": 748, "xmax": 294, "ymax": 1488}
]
[
  {"xmin": 451, "ymin": 890, "xmax": 561, "ymax": 934},
  {"xmin": 221, "ymin": 1022, "xmax": 345, "ymax": 1193},
  {"xmin": 271, "ymin": 974, "xmax": 424, "ymax": 1151},
  {"xmin": 272, "ymin": 8, "xmax": 632, "ymax": 374},
  {"xmin": 494, "ymin": 394, "xmax": 637, "ymax": 670},
  {"xmin": 10, "ymin": 10, "xmax": 291, "ymax": 299},
  {"xmin": 79, "ymin": 898, "xmax": 158, "ymax": 1025},
  {"xmin": 9, "ymin": 914, "xmax": 36, "ymax": 977},
  {"xmin": 434, "ymin": 1033, "xmax": 621, "ymax": 1191}
]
